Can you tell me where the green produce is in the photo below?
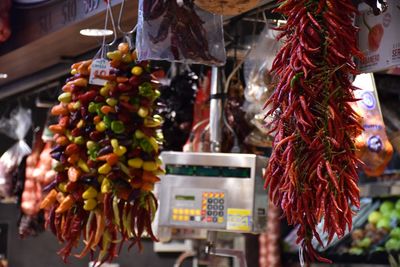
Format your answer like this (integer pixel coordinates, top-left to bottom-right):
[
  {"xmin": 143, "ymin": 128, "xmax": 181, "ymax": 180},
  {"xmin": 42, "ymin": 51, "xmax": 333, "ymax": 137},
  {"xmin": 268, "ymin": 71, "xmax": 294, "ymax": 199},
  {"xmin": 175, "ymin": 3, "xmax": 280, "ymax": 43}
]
[
  {"xmin": 390, "ymin": 210, "xmax": 400, "ymax": 221},
  {"xmin": 385, "ymin": 238, "xmax": 400, "ymax": 251},
  {"xmin": 390, "ymin": 228, "xmax": 400, "ymax": 239},
  {"xmin": 377, "ymin": 217, "xmax": 392, "ymax": 230},
  {"xmin": 358, "ymin": 237, "xmax": 372, "ymax": 248},
  {"xmin": 380, "ymin": 201, "xmax": 395, "ymax": 215},
  {"xmin": 349, "ymin": 247, "xmax": 364, "ymax": 255},
  {"xmin": 395, "ymin": 199, "xmax": 400, "ymax": 211},
  {"xmin": 368, "ymin": 211, "xmax": 383, "ymax": 224}
]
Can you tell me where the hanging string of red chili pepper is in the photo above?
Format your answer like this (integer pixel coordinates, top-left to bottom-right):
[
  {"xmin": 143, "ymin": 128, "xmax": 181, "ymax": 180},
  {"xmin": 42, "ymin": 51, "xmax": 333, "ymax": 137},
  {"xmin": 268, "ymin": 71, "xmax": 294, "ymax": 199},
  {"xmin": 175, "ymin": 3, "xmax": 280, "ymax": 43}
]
[
  {"xmin": 40, "ymin": 42, "xmax": 163, "ymax": 264},
  {"xmin": 264, "ymin": 0, "xmax": 364, "ymax": 263}
]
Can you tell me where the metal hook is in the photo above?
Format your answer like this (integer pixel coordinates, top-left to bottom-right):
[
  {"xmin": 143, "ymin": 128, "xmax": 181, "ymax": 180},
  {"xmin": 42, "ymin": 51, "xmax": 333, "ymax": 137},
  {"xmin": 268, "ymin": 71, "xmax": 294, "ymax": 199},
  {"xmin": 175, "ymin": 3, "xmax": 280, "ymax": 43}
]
[
  {"xmin": 117, "ymin": 0, "xmax": 137, "ymax": 35},
  {"xmin": 117, "ymin": 0, "xmax": 137, "ymax": 49},
  {"xmin": 102, "ymin": 0, "xmax": 118, "ymax": 47}
]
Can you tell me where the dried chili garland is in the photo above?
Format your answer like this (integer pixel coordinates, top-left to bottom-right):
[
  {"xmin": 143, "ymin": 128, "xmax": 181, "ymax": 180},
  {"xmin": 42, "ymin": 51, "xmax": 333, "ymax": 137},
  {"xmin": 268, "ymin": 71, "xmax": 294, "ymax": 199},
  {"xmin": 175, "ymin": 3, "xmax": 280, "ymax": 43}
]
[
  {"xmin": 264, "ymin": 0, "xmax": 364, "ymax": 263},
  {"xmin": 41, "ymin": 43, "xmax": 162, "ymax": 264}
]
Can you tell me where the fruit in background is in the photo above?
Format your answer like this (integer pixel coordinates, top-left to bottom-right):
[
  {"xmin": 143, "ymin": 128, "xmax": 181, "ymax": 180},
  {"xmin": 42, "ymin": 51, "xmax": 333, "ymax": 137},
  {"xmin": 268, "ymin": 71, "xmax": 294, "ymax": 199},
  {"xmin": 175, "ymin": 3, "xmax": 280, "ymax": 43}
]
[
  {"xmin": 368, "ymin": 211, "xmax": 383, "ymax": 224},
  {"xmin": 362, "ymin": 14, "xmax": 384, "ymax": 52},
  {"xmin": 358, "ymin": 237, "xmax": 372, "ymax": 248},
  {"xmin": 377, "ymin": 217, "xmax": 392, "ymax": 230},
  {"xmin": 380, "ymin": 201, "xmax": 395, "ymax": 215},
  {"xmin": 390, "ymin": 228, "xmax": 400, "ymax": 240},
  {"xmin": 385, "ymin": 238, "xmax": 400, "ymax": 251},
  {"xmin": 390, "ymin": 210, "xmax": 400, "ymax": 221},
  {"xmin": 349, "ymin": 247, "xmax": 364, "ymax": 255}
]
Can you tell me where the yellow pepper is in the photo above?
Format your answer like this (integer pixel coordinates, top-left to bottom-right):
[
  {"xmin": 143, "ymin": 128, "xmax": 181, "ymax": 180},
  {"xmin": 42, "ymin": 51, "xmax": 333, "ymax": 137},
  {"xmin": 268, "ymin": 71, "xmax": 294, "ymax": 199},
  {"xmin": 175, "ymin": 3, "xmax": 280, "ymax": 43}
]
[
  {"xmin": 131, "ymin": 66, "xmax": 143, "ymax": 76},
  {"xmin": 107, "ymin": 51, "xmax": 122, "ymax": 61},
  {"xmin": 143, "ymin": 161, "xmax": 158, "ymax": 172},
  {"xmin": 82, "ymin": 187, "xmax": 98, "ymax": 199},
  {"xmin": 96, "ymin": 121, "xmax": 107, "ymax": 132},
  {"xmin": 101, "ymin": 178, "xmax": 112, "ymax": 193},
  {"xmin": 78, "ymin": 159, "xmax": 90, "ymax": 173},
  {"xmin": 98, "ymin": 163, "xmax": 112, "ymax": 174},
  {"xmin": 83, "ymin": 198, "xmax": 97, "ymax": 211},
  {"xmin": 148, "ymin": 137, "xmax": 159, "ymax": 152},
  {"xmin": 137, "ymin": 107, "xmax": 149, "ymax": 118},
  {"xmin": 135, "ymin": 130, "xmax": 145, "ymax": 139},
  {"xmin": 128, "ymin": 158, "xmax": 143, "ymax": 169},
  {"xmin": 58, "ymin": 182, "xmax": 67, "ymax": 193},
  {"xmin": 58, "ymin": 92, "xmax": 72, "ymax": 103},
  {"xmin": 114, "ymin": 146, "xmax": 127, "ymax": 157}
]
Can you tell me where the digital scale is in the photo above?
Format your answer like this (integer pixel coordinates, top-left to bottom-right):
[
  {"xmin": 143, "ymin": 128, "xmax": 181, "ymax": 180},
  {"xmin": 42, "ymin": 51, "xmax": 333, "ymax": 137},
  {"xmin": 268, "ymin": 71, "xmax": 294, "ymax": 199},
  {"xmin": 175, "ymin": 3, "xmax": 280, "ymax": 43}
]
[{"xmin": 157, "ymin": 152, "xmax": 269, "ymax": 234}]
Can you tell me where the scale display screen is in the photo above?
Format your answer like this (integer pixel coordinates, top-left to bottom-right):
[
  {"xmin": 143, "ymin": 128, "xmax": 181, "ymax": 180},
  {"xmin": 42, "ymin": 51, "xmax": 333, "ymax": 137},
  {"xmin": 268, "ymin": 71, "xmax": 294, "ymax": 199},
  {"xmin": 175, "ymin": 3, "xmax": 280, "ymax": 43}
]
[
  {"xmin": 166, "ymin": 165, "xmax": 251, "ymax": 178},
  {"xmin": 175, "ymin": 195, "xmax": 195, "ymax": 201}
]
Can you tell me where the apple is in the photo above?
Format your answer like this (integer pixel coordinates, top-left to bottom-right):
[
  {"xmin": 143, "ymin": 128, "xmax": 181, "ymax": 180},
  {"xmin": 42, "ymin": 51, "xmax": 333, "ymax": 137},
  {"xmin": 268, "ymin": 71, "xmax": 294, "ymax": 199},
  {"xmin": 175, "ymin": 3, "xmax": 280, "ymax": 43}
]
[
  {"xmin": 377, "ymin": 217, "xmax": 392, "ymax": 230},
  {"xmin": 368, "ymin": 211, "xmax": 383, "ymax": 225},
  {"xmin": 380, "ymin": 201, "xmax": 395, "ymax": 215},
  {"xmin": 390, "ymin": 210, "xmax": 400, "ymax": 221}
]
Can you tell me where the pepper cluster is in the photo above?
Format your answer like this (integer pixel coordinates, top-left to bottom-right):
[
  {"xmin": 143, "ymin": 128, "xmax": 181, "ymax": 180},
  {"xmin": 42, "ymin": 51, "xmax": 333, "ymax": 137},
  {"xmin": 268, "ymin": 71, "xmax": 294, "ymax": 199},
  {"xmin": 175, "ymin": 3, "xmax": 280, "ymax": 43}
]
[
  {"xmin": 41, "ymin": 42, "xmax": 162, "ymax": 263},
  {"xmin": 264, "ymin": 0, "xmax": 364, "ymax": 263}
]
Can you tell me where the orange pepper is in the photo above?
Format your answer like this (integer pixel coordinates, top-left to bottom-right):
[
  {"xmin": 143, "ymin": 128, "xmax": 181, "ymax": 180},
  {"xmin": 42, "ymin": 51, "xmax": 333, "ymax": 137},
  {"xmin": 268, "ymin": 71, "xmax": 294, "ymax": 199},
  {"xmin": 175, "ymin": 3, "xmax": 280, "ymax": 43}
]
[
  {"xmin": 116, "ymin": 76, "xmax": 129, "ymax": 83},
  {"xmin": 68, "ymin": 167, "xmax": 81, "ymax": 182},
  {"xmin": 100, "ymin": 105, "xmax": 115, "ymax": 114},
  {"xmin": 65, "ymin": 143, "xmax": 79, "ymax": 155},
  {"xmin": 142, "ymin": 171, "xmax": 161, "ymax": 184},
  {"xmin": 49, "ymin": 124, "xmax": 65, "ymax": 134},
  {"xmin": 56, "ymin": 136, "xmax": 69, "ymax": 146},
  {"xmin": 68, "ymin": 77, "xmax": 88, "ymax": 87},
  {"xmin": 40, "ymin": 189, "xmax": 58, "ymax": 209},
  {"xmin": 141, "ymin": 182, "xmax": 154, "ymax": 192},
  {"xmin": 58, "ymin": 116, "xmax": 69, "ymax": 128},
  {"xmin": 67, "ymin": 153, "xmax": 80, "ymax": 164},
  {"xmin": 93, "ymin": 115, "xmax": 102, "ymax": 124},
  {"xmin": 51, "ymin": 104, "xmax": 69, "ymax": 116},
  {"xmin": 97, "ymin": 153, "xmax": 119, "ymax": 166},
  {"xmin": 55, "ymin": 195, "xmax": 74, "ymax": 213},
  {"xmin": 62, "ymin": 84, "xmax": 73, "ymax": 92}
]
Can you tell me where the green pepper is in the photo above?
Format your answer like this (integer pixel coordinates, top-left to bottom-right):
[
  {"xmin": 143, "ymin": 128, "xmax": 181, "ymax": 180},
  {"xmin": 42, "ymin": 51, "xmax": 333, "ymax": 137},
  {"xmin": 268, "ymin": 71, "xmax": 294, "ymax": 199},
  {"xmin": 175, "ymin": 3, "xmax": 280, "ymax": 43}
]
[
  {"xmin": 74, "ymin": 136, "xmax": 85, "ymax": 145},
  {"xmin": 88, "ymin": 102, "xmax": 97, "ymax": 113},
  {"xmin": 111, "ymin": 121, "xmax": 125, "ymax": 134},
  {"xmin": 138, "ymin": 82, "xmax": 154, "ymax": 98},
  {"xmin": 103, "ymin": 116, "xmax": 112, "ymax": 128},
  {"xmin": 140, "ymin": 139, "xmax": 153, "ymax": 153}
]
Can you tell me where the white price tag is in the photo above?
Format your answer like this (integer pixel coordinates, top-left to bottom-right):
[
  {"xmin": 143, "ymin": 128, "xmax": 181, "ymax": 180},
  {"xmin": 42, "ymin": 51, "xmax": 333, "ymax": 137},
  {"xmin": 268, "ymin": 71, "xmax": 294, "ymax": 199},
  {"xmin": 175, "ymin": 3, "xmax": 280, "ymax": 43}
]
[{"xmin": 89, "ymin": 58, "xmax": 111, "ymax": 86}]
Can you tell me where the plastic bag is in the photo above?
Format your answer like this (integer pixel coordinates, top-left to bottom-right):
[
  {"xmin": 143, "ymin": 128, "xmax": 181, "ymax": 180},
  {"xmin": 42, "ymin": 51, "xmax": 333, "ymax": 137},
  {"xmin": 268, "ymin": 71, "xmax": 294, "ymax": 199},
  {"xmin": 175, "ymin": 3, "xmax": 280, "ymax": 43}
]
[
  {"xmin": 136, "ymin": 0, "xmax": 226, "ymax": 66},
  {"xmin": 242, "ymin": 25, "xmax": 281, "ymax": 147},
  {"xmin": 0, "ymin": 106, "xmax": 32, "ymax": 199},
  {"xmin": 353, "ymin": 73, "xmax": 393, "ymax": 177}
]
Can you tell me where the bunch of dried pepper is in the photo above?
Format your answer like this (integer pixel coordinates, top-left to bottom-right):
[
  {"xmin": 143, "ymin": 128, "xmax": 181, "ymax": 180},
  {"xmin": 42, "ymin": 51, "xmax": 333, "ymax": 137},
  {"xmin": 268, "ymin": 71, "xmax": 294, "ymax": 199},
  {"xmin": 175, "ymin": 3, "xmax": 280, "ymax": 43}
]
[
  {"xmin": 40, "ymin": 42, "xmax": 163, "ymax": 264},
  {"xmin": 264, "ymin": 0, "xmax": 364, "ymax": 263}
]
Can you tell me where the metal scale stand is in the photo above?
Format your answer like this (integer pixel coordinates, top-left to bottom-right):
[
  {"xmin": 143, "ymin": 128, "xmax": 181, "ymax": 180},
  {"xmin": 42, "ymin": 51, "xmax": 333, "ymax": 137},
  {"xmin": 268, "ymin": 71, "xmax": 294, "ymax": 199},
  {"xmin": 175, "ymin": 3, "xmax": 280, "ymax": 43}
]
[{"xmin": 155, "ymin": 67, "xmax": 269, "ymax": 267}]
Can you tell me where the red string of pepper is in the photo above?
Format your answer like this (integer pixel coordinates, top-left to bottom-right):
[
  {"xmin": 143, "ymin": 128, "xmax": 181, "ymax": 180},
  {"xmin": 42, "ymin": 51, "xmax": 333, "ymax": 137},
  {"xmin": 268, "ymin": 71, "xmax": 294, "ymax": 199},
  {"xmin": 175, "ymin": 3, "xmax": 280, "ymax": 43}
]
[
  {"xmin": 264, "ymin": 0, "xmax": 364, "ymax": 263},
  {"xmin": 41, "ymin": 43, "xmax": 163, "ymax": 264}
]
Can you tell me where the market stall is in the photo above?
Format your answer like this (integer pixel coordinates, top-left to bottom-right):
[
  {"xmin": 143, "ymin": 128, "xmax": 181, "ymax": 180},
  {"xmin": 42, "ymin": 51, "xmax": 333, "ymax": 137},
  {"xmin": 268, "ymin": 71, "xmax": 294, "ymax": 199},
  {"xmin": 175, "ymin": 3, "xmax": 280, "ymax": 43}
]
[{"xmin": 0, "ymin": 0, "xmax": 399, "ymax": 267}]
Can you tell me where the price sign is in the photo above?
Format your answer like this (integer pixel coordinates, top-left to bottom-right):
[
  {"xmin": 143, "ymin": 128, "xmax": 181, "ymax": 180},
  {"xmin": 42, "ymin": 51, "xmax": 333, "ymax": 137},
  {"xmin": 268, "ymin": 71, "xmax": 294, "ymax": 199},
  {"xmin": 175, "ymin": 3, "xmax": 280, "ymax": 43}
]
[{"xmin": 89, "ymin": 58, "xmax": 111, "ymax": 86}]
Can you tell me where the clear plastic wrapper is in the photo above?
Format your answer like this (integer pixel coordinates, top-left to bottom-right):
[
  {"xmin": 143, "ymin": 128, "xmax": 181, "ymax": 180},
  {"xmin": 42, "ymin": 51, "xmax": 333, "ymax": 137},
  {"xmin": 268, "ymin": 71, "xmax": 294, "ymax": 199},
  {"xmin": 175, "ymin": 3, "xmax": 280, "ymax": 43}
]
[
  {"xmin": 136, "ymin": 0, "xmax": 226, "ymax": 66},
  {"xmin": 242, "ymin": 25, "xmax": 281, "ymax": 147},
  {"xmin": 0, "ymin": 107, "xmax": 32, "ymax": 199}
]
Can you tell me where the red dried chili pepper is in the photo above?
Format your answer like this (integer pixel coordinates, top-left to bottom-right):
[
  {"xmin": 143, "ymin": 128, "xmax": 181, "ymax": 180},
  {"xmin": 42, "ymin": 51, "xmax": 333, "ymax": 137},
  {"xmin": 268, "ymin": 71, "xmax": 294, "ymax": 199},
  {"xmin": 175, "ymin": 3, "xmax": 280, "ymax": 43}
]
[{"xmin": 264, "ymin": 0, "xmax": 362, "ymax": 263}]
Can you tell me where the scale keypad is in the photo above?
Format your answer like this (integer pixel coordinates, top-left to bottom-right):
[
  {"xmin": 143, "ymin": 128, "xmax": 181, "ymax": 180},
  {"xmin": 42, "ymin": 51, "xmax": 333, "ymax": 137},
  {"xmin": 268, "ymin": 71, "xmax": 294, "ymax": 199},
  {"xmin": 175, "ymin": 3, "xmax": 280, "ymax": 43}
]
[{"xmin": 202, "ymin": 192, "xmax": 225, "ymax": 224}]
